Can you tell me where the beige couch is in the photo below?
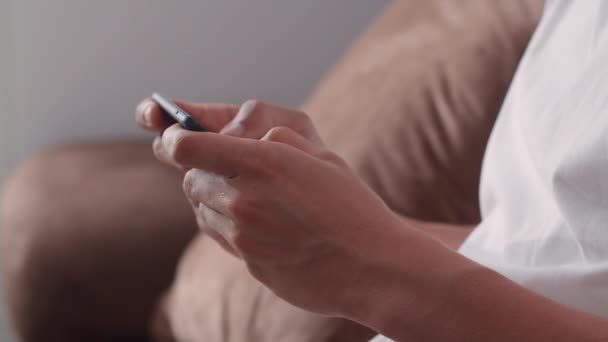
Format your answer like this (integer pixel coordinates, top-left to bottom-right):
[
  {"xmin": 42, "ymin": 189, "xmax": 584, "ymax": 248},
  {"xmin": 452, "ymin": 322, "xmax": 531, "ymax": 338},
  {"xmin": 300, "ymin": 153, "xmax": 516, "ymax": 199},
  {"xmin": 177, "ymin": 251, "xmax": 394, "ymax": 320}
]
[{"xmin": 156, "ymin": 1, "xmax": 544, "ymax": 341}]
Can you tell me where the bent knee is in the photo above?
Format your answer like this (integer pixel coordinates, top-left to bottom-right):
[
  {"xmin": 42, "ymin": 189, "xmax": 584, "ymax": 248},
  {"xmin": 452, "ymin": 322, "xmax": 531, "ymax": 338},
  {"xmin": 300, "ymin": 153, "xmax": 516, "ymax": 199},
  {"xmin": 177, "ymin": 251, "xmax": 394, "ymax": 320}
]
[
  {"xmin": 1, "ymin": 141, "xmax": 154, "ymax": 237},
  {"xmin": 1, "ymin": 147, "xmax": 90, "ymax": 339},
  {"xmin": 1, "ymin": 145, "xmax": 95, "ymax": 282},
  {"xmin": 0, "ymin": 142, "xmax": 153, "ymax": 270},
  {"xmin": 0, "ymin": 142, "xmax": 155, "ymax": 341}
]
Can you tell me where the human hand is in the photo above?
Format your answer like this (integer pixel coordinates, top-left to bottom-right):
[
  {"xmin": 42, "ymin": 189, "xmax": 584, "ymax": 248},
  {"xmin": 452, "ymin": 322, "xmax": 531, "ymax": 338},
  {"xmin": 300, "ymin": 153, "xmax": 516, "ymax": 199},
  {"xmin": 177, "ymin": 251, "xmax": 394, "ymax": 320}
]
[
  {"xmin": 135, "ymin": 97, "xmax": 324, "ymax": 162},
  {"xmin": 136, "ymin": 98, "xmax": 328, "ymax": 256},
  {"xmin": 155, "ymin": 119, "xmax": 404, "ymax": 317}
]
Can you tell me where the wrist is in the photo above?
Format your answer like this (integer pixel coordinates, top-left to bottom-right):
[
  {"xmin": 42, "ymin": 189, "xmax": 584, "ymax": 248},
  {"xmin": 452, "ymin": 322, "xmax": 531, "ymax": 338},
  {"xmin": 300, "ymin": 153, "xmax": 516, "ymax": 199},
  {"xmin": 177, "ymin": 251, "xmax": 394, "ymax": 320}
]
[{"xmin": 342, "ymin": 216, "xmax": 481, "ymax": 340}]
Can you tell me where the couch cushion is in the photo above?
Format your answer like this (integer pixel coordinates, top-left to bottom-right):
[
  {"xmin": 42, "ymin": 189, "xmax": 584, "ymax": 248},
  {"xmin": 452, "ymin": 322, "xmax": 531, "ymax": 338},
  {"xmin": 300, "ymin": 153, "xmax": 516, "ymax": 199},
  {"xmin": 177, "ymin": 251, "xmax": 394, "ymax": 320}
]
[{"xmin": 304, "ymin": 0, "xmax": 543, "ymax": 224}]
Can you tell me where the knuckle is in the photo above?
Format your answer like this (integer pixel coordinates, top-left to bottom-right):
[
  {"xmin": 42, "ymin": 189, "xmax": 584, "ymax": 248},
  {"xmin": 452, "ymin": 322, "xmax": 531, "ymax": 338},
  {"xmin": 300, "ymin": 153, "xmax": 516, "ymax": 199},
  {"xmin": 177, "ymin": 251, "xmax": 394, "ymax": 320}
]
[
  {"xmin": 240, "ymin": 99, "xmax": 267, "ymax": 122},
  {"xmin": 265, "ymin": 126, "xmax": 293, "ymax": 142},
  {"xmin": 245, "ymin": 99, "xmax": 268, "ymax": 114}
]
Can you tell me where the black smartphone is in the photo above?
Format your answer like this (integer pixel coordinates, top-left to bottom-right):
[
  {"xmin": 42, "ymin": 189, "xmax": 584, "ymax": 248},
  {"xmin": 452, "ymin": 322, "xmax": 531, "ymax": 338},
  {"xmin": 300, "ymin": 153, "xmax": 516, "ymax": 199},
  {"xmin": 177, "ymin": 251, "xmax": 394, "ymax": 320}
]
[{"xmin": 151, "ymin": 93, "xmax": 207, "ymax": 132}]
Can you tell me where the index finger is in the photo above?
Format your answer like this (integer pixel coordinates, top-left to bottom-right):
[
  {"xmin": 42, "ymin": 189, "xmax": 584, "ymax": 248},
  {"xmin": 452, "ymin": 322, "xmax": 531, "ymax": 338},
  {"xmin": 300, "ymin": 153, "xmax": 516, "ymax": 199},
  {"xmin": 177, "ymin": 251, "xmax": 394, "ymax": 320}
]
[
  {"xmin": 161, "ymin": 125, "xmax": 267, "ymax": 177},
  {"xmin": 135, "ymin": 97, "xmax": 239, "ymax": 133}
]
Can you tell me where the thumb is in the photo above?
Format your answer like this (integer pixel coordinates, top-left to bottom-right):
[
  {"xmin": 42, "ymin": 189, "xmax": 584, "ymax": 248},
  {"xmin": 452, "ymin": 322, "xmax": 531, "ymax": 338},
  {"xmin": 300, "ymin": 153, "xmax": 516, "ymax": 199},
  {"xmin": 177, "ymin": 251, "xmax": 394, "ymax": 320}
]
[
  {"xmin": 136, "ymin": 96, "xmax": 240, "ymax": 133},
  {"xmin": 261, "ymin": 126, "xmax": 323, "ymax": 156},
  {"xmin": 173, "ymin": 100, "xmax": 240, "ymax": 132},
  {"xmin": 262, "ymin": 127, "xmax": 348, "ymax": 168},
  {"xmin": 221, "ymin": 100, "xmax": 323, "ymax": 144}
]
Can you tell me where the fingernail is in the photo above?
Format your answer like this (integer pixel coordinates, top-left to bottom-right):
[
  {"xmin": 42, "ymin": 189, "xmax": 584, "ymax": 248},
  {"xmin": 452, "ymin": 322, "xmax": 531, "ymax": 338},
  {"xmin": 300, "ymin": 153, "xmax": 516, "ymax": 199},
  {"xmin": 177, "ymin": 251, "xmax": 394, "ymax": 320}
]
[
  {"xmin": 143, "ymin": 102, "xmax": 154, "ymax": 126},
  {"xmin": 136, "ymin": 100, "xmax": 153, "ymax": 126}
]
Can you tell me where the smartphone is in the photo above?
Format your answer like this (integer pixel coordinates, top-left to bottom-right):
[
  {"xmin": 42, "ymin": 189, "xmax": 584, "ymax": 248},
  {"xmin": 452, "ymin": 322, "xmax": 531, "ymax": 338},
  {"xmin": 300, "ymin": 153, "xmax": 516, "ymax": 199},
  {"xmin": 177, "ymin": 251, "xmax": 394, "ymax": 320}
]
[{"xmin": 151, "ymin": 93, "xmax": 207, "ymax": 132}]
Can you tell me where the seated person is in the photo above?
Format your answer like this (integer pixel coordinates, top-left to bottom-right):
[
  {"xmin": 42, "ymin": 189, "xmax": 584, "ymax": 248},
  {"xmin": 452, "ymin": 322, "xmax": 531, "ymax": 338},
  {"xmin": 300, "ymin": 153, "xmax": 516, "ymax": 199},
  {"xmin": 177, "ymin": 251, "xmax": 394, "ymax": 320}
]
[{"xmin": 9, "ymin": 1, "xmax": 608, "ymax": 341}]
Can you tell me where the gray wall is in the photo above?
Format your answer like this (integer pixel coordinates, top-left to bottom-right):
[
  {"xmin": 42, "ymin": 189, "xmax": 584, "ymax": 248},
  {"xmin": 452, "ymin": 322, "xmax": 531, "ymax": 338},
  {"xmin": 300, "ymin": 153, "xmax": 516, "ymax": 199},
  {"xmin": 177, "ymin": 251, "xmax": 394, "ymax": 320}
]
[
  {"xmin": 0, "ymin": 1, "xmax": 16, "ymax": 339},
  {"xmin": 0, "ymin": 1, "xmax": 388, "ymax": 340},
  {"xmin": 1, "ymin": 0, "xmax": 388, "ymax": 180},
  {"xmin": 1, "ymin": 0, "xmax": 16, "ymax": 182}
]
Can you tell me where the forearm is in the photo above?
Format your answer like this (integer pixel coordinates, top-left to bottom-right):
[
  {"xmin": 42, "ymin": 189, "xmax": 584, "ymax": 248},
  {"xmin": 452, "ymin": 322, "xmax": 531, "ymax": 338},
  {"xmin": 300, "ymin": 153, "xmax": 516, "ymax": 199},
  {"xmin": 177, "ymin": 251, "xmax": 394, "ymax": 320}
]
[
  {"xmin": 348, "ymin": 219, "xmax": 608, "ymax": 342},
  {"xmin": 398, "ymin": 215, "xmax": 474, "ymax": 250},
  {"xmin": 431, "ymin": 267, "xmax": 608, "ymax": 342}
]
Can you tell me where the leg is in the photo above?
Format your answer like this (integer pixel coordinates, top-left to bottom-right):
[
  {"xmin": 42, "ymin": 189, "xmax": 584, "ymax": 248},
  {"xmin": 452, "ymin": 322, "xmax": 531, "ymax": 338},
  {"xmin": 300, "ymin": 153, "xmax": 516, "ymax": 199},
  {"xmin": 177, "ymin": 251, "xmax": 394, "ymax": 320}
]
[
  {"xmin": 163, "ymin": 234, "xmax": 376, "ymax": 342},
  {"xmin": 1, "ymin": 142, "xmax": 197, "ymax": 341}
]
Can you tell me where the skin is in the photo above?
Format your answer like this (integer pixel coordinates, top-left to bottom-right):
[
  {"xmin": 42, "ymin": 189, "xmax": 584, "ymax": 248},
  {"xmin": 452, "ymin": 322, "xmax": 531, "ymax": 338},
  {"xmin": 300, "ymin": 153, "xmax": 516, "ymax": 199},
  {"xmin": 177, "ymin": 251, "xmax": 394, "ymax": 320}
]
[{"xmin": 136, "ymin": 98, "xmax": 608, "ymax": 341}]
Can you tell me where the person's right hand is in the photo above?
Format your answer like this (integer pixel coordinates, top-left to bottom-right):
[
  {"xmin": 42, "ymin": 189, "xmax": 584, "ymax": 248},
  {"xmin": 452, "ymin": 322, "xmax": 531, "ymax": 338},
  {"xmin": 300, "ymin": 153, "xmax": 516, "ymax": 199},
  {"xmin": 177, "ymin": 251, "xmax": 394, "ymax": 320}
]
[
  {"xmin": 135, "ymin": 97, "xmax": 324, "ymax": 150},
  {"xmin": 134, "ymin": 97, "xmax": 326, "ymax": 256}
]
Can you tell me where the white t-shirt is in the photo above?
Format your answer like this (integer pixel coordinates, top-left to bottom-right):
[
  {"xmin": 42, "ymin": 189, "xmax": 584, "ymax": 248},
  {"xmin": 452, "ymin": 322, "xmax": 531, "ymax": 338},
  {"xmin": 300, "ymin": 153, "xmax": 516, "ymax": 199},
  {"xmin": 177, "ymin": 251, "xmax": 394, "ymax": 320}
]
[{"xmin": 373, "ymin": 1, "xmax": 608, "ymax": 341}]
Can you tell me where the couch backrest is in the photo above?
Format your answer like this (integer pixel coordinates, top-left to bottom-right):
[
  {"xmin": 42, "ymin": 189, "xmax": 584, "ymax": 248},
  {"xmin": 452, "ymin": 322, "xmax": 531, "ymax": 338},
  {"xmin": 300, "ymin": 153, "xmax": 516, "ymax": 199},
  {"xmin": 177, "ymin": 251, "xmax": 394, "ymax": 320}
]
[{"xmin": 305, "ymin": 0, "xmax": 545, "ymax": 224}]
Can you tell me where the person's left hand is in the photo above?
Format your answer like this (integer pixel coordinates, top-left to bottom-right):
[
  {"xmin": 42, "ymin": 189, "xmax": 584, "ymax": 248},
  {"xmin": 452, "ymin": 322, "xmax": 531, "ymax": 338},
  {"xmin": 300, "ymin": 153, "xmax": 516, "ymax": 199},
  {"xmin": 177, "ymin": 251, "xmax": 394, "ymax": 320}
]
[{"xmin": 155, "ymin": 117, "xmax": 404, "ymax": 317}]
